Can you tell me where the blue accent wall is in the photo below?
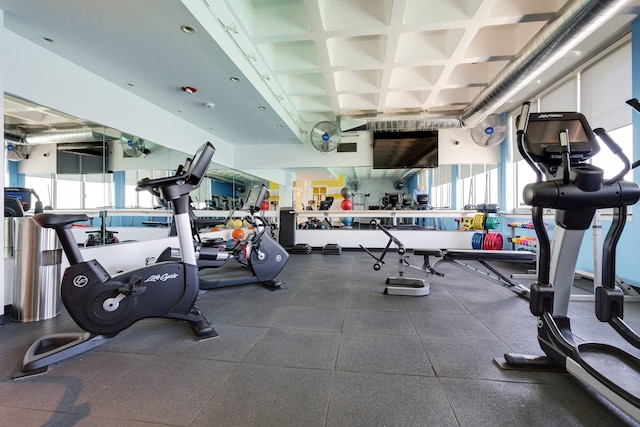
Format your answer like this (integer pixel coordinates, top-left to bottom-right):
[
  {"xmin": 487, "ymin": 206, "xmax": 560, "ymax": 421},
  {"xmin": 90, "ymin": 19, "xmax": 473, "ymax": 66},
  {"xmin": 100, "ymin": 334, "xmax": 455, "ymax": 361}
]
[{"xmin": 614, "ymin": 18, "xmax": 640, "ymax": 286}]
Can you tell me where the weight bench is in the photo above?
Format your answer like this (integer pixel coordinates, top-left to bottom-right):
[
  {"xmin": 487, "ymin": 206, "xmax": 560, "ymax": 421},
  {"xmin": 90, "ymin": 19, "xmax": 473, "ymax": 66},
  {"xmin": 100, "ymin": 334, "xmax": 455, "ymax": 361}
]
[
  {"xmin": 384, "ymin": 248, "xmax": 536, "ymax": 297},
  {"xmin": 433, "ymin": 249, "xmax": 536, "ymax": 298}
]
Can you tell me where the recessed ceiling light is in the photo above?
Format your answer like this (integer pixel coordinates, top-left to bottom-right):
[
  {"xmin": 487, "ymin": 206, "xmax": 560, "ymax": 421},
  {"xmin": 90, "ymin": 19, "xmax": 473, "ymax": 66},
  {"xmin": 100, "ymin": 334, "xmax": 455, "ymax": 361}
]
[
  {"xmin": 127, "ymin": 83, "xmax": 134, "ymax": 87},
  {"xmin": 276, "ymin": 124, "xmax": 283, "ymax": 128},
  {"xmin": 258, "ymin": 106, "xmax": 267, "ymax": 110},
  {"xmin": 204, "ymin": 102, "xmax": 215, "ymax": 109},
  {"xmin": 230, "ymin": 77, "xmax": 241, "ymax": 82},
  {"xmin": 42, "ymin": 37, "xmax": 54, "ymax": 43},
  {"xmin": 181, "ymin": 25, "xmax": 196, "ymax": 34}
]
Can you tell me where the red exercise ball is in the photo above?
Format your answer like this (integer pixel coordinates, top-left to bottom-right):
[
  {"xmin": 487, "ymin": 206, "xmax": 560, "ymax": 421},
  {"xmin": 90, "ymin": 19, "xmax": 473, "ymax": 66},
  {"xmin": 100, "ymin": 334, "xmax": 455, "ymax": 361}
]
[
  {"xmin": 341, "ymin": 199, "xmax": 353, "ymax": 210},
  {"xmin": 261, "ymin": 200, "xmax": 270, "ymax": 211},
  {"xmin": 231, "ymin": 228, "xmax": 245, "ymax": 240}
]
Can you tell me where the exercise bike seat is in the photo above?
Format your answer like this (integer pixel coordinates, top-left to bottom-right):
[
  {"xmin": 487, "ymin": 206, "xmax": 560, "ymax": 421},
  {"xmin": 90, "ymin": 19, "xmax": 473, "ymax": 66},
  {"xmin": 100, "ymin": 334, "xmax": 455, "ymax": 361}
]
[{"xmin": 33, "ymin": 213, "xmax": 89, "ymax": 229}]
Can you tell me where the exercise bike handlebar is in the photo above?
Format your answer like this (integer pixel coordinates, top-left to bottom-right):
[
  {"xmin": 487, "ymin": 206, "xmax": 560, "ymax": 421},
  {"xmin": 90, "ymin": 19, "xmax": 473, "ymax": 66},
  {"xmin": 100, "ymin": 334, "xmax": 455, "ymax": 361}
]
[{"xmin": 135, "ymin": 142, "xmax": 215, "ymax": 200}]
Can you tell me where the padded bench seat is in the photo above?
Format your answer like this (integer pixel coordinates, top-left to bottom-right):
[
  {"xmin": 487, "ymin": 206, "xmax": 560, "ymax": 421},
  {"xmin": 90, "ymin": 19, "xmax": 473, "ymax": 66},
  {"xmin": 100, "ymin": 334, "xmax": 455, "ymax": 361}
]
[
  {"xmin": 414, "ymin": 249, "xmax": 443, "ymax": 257},
  {"xmin": 443, "ymin": 249, "xmax": 535, "ymax": 263}
]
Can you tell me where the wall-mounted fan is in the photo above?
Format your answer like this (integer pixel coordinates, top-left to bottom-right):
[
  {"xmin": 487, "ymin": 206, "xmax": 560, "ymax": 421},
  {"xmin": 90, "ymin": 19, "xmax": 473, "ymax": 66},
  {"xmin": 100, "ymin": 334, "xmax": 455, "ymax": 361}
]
[
  {"xmin": 310, "ymin": 121, "xmax": 341, "ymax": 153},
  {"xmin": 470, "ymin": 114, "xmax": 507, "ymax": 147},
  {"xmin": 120, "ymin": 136, "xmax": 147, "ymax": 157},
  {"xmin": 393, "ymin": 180, "xmax": 405, "ymax": 191},
  {"xmin": 350, "ymin": 181, "xmax": 360, "ymax": 192},
  {"xmin": 6, "ymin": 143, "xmax": 27, "ymax": 161}
]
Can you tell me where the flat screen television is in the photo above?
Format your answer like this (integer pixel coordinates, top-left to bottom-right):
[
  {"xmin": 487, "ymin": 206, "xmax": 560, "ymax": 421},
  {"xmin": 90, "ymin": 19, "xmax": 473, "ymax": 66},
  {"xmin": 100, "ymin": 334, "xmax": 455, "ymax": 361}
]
[{"xmin": 372, "ymin": 130, "xmax": 438, "ymax": 169}]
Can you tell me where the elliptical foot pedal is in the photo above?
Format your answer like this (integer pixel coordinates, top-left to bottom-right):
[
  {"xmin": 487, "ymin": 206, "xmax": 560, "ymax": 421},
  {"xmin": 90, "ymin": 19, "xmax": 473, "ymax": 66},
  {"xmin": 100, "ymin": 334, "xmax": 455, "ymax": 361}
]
[{"xmin": 494, "ymin": 353, "xmax": 562, "ymax": 372}]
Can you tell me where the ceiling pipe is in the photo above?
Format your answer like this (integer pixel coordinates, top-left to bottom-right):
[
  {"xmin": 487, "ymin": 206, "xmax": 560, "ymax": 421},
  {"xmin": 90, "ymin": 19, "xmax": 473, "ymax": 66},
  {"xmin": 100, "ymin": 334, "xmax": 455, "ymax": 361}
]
[
  {"xmin": 355, "ymin": 0, "xmax": 630, "ymax": 132},
  {"xmin": 460, "ymin": 0, "xmax": 631, "ymax": 128},
  {"xmin": 20, "ymin": 128, "xmax": 119, "ymax": 145}
]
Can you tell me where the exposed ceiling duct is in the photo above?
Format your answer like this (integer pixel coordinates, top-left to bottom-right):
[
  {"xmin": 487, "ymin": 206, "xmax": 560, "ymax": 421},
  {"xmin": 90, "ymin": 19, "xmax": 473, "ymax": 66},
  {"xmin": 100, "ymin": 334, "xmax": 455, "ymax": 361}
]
[
  {"xmin": 348, "ymin": 0, "xmax": 631, "ymax": 132},
  {"xmin": 21, "ymin": 128, "xmax": 119, "ymax": 145}
]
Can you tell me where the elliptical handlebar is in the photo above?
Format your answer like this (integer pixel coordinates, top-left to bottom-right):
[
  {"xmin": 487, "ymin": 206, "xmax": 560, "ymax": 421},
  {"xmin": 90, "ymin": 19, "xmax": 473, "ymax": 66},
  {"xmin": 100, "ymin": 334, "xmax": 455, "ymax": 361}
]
[
  {"xmin": 516, "ymin": 102, "xmax": 544, "ymax": 184},
  {"xmin": 593, "ymin": 127, "xmax": 631, "ymax": 185}
]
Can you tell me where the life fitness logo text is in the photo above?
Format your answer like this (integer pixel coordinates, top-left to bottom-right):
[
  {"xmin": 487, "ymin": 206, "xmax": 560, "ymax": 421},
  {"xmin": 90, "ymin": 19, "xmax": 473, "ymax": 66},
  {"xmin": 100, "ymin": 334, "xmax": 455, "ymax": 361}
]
[
  {"xmin": 144, "ymin": 273, "xmax": 179, "ymax": 283},
  {"xmin": 73, "ymin": 275, "xmax": 89, "ymax": 288}
]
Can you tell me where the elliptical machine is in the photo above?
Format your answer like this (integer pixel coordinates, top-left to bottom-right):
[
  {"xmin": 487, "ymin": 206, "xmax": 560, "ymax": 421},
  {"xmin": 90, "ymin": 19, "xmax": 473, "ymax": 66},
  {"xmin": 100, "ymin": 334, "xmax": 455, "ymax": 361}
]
[
  {"xmin": 15, "ymin": 142, "xmax": 218, "ymax": 378},
  {"xmin": 500, "ymin": 103, "xmax": 640, "ymax": 420}
]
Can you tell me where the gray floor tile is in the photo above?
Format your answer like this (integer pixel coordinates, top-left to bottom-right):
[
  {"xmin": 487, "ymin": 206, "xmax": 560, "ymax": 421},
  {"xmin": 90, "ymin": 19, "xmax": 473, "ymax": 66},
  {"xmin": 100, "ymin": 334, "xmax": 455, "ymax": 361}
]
[
  {"xmin": 423, "ymin": 336, "xmax": 546, "ymax": 383},
  {"xmin": 411, "ymin": 311, "xmax": 499, "ymax": 340},
  {"xmin": 2, "ymin": 251, "xmax": 639, "ymax": 425},
  {"xmin": 346, "ymin": 291, "xmax": 406, "ymax": 311},
  {"xmin": 336, "ymin": 334, "xmax": 434, "ymax": 376},
  {"xmin": 288, "ymin": 288, "xmax": 348, "ymax": 309},
  {"xmin": 153, "ymin": 322, "xmax": 268, "ymax": 362},
  {"xmin": 343, "ymin": 309, "xmax": 417, "ymax": 335},
  {"xmin": 0, "ymin": 351, "xmax": 151, "ymax": 412},
  {"xmin": 243, "ymin": 328, "xmax": 340, "ymax": 369},
  {"xmin": 401, "ymin": 292, "xmax": 471, "ymax": 314},
  {"xmin": 440, "ymin": 376, "xmax": 639, "ymax": 427},
  {"xmin": 272, "ymin": 305, "xmax": 345, "ymax": 332},
  {"xmin": 0, "ymin": 405, "xmax": 66, "ymax": 427},
  {"xmin": 191, "ymin": 363, "xmax": 333, "ymax": 427},
  {"xmin": 79, "ymin": 355, "xmax": 236, "ymax": 425},
  {"xmin": 475, "ymin": 313, "xmax": 539, "ymax": 342},
  {"xmin": 325, "ymin": 370, "xmax": 458, "ymax": 427}
]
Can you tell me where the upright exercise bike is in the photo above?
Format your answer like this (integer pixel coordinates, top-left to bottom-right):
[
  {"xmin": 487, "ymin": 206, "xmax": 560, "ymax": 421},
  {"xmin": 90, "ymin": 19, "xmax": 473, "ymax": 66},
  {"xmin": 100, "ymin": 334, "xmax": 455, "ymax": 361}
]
[
  {"xmin": 16, "ymin": 142, "xmax": 218, "ymax": 378},
  {"xmin": 500, "ymin": 103, "xmax": 640, "ymax": 420},
  {"xmin": 198, "ymin": 184, "xmax": 289, "ymax": 291}
]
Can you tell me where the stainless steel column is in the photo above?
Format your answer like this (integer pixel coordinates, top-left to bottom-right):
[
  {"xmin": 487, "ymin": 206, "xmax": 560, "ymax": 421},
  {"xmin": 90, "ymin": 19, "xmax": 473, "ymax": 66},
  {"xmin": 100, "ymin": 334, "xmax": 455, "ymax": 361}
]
[{"xmin": 11, "ymin": 217, "xmax": 62, "ymax": 322}]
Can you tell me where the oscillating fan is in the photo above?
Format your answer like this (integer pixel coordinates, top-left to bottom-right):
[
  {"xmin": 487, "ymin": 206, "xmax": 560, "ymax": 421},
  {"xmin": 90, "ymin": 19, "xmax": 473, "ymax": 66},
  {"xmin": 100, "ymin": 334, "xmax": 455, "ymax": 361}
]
[
  {"xmin": 120, "ymin": 136, "xmax": 147, "ymax": 157},
  {"xmin": 470, "ymin": 114, "xmax": 507, "ymax": 147},
  {"xmin": 310, "ymin": 121, "xmax": 341, "ymax": 153},
  {"xmin": 6, "ymin": 143, "xmax": 27, "ymax": 161}
]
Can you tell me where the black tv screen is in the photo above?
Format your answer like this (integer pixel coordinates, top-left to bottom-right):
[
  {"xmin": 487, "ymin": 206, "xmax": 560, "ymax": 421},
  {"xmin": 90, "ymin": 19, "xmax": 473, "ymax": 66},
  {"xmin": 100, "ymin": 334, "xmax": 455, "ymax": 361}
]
[{"xmin": 373, "ymin": 131, "xmax": 438, "ymax": 169}]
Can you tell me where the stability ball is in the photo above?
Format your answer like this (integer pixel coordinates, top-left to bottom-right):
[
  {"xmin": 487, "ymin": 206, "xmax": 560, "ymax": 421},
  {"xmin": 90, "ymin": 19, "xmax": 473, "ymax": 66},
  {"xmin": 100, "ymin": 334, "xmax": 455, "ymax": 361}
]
[
  {"xmin": 340, "ymin": 187, "xmax": 353, "ymax": 199},
  {"xmin": 341, "ymin": 199, "xmax": 353, "ymax": 210}
]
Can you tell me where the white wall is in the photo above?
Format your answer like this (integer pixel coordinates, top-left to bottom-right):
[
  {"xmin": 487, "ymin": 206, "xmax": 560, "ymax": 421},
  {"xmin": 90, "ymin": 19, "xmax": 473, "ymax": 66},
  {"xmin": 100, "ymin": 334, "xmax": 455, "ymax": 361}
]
[
  {"xmin": 438, "ymin": 128, "xmax": 502, "ymax": 165},
  {"xmin": 3, "ymin": 29, "xmax": 235, "ymax": 169}
]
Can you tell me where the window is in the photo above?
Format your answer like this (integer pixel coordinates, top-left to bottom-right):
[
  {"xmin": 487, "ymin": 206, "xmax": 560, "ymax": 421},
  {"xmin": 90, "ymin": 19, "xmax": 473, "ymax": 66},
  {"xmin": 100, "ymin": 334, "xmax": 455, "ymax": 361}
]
[
  {"xmin": 431, "ymin": 165, "xmax": 452, "ymax": 209},
  {"xmin": 592, "ymin": 125, "xmax": 633, "ymax": 182}
]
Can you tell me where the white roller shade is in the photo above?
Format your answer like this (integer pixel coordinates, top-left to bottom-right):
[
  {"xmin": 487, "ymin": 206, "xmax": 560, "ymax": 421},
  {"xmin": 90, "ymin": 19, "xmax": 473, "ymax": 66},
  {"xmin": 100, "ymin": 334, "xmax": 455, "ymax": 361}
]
[
  {"xmin": 540, "ymin": 78, "xmax": 578, "ymax": 112},
  {"xmin": 581, "ymin": 42, "xmax": 632, "ymax": 131}
]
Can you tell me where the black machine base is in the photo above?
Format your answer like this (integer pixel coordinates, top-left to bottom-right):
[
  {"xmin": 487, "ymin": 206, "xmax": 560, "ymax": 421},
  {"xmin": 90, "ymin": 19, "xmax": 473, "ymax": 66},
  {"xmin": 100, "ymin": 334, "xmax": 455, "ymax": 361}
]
[
  {"xmin": 14, "ymin": 332, "xmax": 109, "ymax": 379},
  {"xmin": 15, "ymin": 312, "xmax": 217, "ymax": 379}
]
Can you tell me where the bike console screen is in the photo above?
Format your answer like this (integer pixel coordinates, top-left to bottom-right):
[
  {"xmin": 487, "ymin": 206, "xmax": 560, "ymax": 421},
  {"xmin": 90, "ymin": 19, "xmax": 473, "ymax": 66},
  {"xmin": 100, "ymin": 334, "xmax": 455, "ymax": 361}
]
[
  {"xmin": 524, "ymin": 112, "xmax": 599, "ymax": 164},
  {"xmin": 185, "ymin": 142, "xmax": 215, "ymax": 185},
  {"xmin": 242, "ymin": 185, "xmax": 267, "ymax": 213}
]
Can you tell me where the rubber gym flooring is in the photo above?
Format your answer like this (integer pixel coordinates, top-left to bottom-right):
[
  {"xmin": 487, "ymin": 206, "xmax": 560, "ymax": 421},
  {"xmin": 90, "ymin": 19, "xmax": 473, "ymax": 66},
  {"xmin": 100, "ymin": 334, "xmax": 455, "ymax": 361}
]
[{"xmin": 1, "ymin": 250, "xmax": 640, "ymax": 426}]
